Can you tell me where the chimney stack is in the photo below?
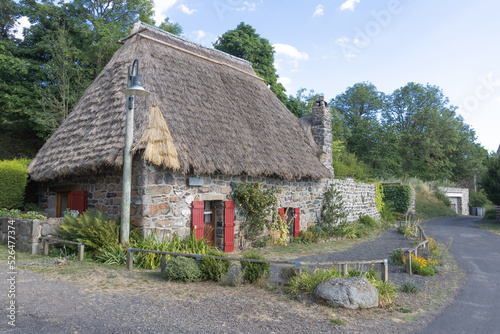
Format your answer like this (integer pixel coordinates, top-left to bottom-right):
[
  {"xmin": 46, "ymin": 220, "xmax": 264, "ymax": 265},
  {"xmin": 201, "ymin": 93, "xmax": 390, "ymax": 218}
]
[{"xmin": 311, "ymin": 96, "xmax": 334, "ymax": 176}]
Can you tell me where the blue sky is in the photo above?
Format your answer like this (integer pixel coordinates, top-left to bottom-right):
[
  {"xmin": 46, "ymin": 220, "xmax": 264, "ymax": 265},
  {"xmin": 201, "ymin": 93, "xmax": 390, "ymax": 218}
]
[
  {"xmin": 16, "ymin": 0, "xmax": 500, "ymax": 153},
  {"xmin": 151, "ymin": 0, "xmax": 500, "ymax": 153}
]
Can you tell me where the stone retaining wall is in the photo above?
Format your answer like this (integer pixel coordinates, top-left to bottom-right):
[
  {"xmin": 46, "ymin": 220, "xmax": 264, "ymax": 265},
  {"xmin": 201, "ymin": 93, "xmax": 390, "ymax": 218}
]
[
  {"xmin": 0, "ymin": 217, "xmax": 63, "ymax": 254},
  {"xmin": 332, "ymin": 179, "xmax": 380, "ymax": 222}
]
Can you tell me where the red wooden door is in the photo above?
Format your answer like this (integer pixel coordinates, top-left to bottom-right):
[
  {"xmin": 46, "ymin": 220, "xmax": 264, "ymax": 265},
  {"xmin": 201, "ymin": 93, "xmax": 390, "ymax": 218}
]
[
  {"xmin": 191, "ymin": 201, "xmax": 204, "ymax": 241},
  {"xmin": 224, "ymin": 201, "xmax": 235, "ymax": 252}
]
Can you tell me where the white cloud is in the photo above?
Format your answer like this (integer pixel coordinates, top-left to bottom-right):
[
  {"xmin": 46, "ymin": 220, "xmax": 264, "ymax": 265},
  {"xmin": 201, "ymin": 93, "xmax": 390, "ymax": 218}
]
[
  {"xmin": 278, "ymin": 76, "xmax": 291, "ymax": 87},
  {"xmin": 194, "ymin": 30, "xmax": 206, "ymax": 40},
  {"xmin": 313, "ymin": 4, "xmax": 325, "ymax": 17},
  {"xmin": 235, "ymin": 1, "xmax": 260, "ymax": 12},
  {"xmin": 335, "ymin": 37, "xmax": 350, "ymax": 45},
  {"xmin": 178, "ymin": 4, "xmax": 197, "ymax": 14},
  {"xmin": 154, "ymin": 0, "xmax": 178, "ymax": 24},
  {"xmin": 273, "ymin": 43, "xmax": 309, "ymax": 73},
  {"xmin": 339, "ymin": 0, "xmax": 360, "ymax": 11},
  {"xmin": 274, "ymin": 44, "xmax": 309, "ymax": 61}
]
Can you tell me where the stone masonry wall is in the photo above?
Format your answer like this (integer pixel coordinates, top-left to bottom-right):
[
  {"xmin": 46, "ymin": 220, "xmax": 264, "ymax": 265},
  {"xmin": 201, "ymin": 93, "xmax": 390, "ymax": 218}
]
[
  {"xmin": 0, "ymin": 217, "xmax": 63, "ymax": 254},
  {"xmin": 438, "ymin": 187, "xmax": 469, "ymax": 216},
  {"xmin": 332, "ymin": 179, "xmax": 380, "ymax": 222}
]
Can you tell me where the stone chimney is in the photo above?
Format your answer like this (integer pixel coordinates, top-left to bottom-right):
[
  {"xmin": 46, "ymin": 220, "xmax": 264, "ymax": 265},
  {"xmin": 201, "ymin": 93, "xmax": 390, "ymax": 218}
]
[{"xmin": 311, "ymin": 96, "xmax": 334, "ymax": 176}]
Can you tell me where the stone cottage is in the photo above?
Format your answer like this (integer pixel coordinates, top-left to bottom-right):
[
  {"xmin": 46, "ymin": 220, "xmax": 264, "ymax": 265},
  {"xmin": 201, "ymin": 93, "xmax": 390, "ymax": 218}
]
[{"xmin": 28, "ymin": 22, "xmax": 379, "ymax": 252}]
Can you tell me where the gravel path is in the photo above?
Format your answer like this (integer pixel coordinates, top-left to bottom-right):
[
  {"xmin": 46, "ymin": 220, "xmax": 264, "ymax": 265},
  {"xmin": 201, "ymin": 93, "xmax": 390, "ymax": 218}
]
[{"xmin": 270, "ymin": 229, "xmax": 426, "ymax": 287}]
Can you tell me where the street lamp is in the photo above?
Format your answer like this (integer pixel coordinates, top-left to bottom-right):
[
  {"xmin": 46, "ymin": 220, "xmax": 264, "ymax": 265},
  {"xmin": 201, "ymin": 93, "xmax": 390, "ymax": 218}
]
[{"xmin": 121, "ymin": 59, "xmax": 150, "ymax": 244}]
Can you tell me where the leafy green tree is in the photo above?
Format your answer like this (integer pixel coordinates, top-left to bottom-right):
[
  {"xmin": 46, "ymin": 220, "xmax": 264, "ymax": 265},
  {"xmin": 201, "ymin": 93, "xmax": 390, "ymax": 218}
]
[
  {"xmin": 285, "ymin": 88, "xmax": 321, "ymax": 118},
  {"xmin": 213, "ymin": 22, "xmax": 287, "ymax": 103},
  {"xmin": 481, "ymin": 156, "xmax": 500, "ymax": 205},
  {"xmin": 159, "ymin": 17, "xmax": 183, "ymax": 36}
]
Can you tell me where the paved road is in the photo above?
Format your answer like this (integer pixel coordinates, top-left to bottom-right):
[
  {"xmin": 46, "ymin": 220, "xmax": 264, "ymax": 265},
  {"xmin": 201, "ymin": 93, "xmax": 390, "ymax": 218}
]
[{"xmin": 417, "ymin": 216, "xmax": 500, "ymax": 334}]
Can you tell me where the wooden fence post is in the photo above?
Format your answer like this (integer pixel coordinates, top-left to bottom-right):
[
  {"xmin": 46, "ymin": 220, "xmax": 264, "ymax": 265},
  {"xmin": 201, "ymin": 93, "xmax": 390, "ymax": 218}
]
[
  {"xmin": 406, "ymin": 251, "xmax": 412, "ymax": 275},
  {"xmin": 381, "ymin": 259, "xmax": 389, "ymax": 283},
  {"xmin": 127, "ymin": 248, "xmax": 133, "ymax": 271},
  {"xmin": 161, "ymin": 254, "xmax": 166, "ymax": 274},
  {"xmin": 341, "ymin": 263, "xmax": 348, "ymax": 276},
  {"xmin": 78, "ymin": 243, "xmax": 84, "ymax": 262}
]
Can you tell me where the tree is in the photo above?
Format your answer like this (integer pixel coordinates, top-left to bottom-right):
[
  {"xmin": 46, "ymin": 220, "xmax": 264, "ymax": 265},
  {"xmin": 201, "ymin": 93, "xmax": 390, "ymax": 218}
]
[
  {"xmin": 481, "ymin": 156, "xmax": 500, "ymax": 205},
  {"xmin": 213, "ymin": 22, "xmax": 287, "ymax": 103},
  {"xmin": 285, "ymin": 88, "xmax": 320, "ymax": 118},
  {"xmin": 331, "ymin": 82, "xmax": 397, "ymax": 176},
  {"xmin": 159, "ymin": 17, "xmax": 183, "ymax": 36}
]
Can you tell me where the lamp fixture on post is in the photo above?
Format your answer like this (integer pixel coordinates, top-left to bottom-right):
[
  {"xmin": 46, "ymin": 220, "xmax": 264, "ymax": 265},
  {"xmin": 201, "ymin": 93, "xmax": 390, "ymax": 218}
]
[{"xmin": 121, "ymin": 59, "xmax": 150, "ymax": 244}]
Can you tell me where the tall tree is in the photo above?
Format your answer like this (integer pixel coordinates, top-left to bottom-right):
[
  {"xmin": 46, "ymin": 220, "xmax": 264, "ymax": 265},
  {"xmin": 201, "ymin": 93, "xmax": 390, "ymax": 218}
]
[
  {"xmin": 213, "ymin": 22, "xmax": 287, "ymax": 103},
  {"xmin": 285, "ymin": 88, "xmax": 321, "ymax": 118},
  {"xmin": 159, "ymin": 17, "xmax": 183, "ymax": 36},
  {"xmin": 481, "ymin": 155, "xmax": 500, "ymax": 205}
]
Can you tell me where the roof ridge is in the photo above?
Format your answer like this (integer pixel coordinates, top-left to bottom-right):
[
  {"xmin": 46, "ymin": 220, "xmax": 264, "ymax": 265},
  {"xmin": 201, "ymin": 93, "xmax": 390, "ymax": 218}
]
[{"xmin": 122, "ymin": 21, "xmax": 253, "ymax": 67}]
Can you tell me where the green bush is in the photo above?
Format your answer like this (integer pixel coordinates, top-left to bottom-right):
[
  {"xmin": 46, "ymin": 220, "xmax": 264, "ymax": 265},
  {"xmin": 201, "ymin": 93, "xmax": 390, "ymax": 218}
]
[
  {"xmin": 375, "ymin": 183, "xmax": 385, "ymax": 213},
  {"xmin": 164, "ymin": 256, "xmax": 202, "ymax": 282},
  {"xmin": 332, "ymin": 221, "xmax": 365, "ymax": 239},
  {"xmin": 469, "ymin": 190, "xmax": 489, "ymax": 207},
  {"xmin": 0, "ymin": 159, "xmax": 31, "ymax": 209},
  {"xmin": 484, "ymin": 208, "xmax": 497, "ymax": 220},
  {"xmin": 241, "ymin": 251, "xmax": 270, "ymax": 283},
  {"xmin": 55, "ymin": 210, "xmax": 120, "ymax": 257},
  {"xmin": 400, "ymin": 279, "xmax": 420, "ymax": 294},
  {"xmin": 320, "ymin": 184, "xmax": 347, "ymax": 228},
  {"xmin": 433, "ymin": 190, "xmax": 451, "ymax": 207},
  {"xmin": 383, "ymin": 185, "xmax": 412, "ymax": 213},
  {"xmin": 199, "ymin": 248, "xmax": 231, "ymax": 281},
  {"xmin": 358, "ymin": 214, "xmax": 377, "ymax": 228}
]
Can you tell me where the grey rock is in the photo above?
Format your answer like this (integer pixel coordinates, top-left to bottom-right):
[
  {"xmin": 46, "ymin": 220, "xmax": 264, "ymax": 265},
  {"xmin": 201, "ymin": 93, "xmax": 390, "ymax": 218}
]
[{"xmin": 313, "ymin": 276, "xmax": 379, "ymax": 309}]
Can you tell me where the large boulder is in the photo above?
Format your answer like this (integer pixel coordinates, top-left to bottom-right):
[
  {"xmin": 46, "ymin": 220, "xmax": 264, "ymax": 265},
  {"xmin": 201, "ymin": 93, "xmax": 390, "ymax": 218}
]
[{"xmin": 313, "ymin": 276, "xmax": 379, "ymax": 309}]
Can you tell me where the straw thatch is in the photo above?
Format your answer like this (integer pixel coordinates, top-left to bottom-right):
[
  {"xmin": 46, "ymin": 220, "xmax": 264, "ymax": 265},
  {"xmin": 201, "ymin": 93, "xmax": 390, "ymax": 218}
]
[
  {"xmin": 140, "ymin": 105, "xmax": 180, "ymax": 170},
  {"xmin": 28, "ymin": 22, "xmax": 332, "ymax": 181}
]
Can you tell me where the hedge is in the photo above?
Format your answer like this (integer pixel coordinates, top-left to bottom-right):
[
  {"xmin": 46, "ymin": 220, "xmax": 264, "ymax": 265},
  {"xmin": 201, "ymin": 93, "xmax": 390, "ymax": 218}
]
[
  {"xmin": 383, "ymin": 185, "xmax": 412, "ymax": 213},
  {"xmin": 0, "ymin": 159, "xmax": 31, "ymax": 209}
]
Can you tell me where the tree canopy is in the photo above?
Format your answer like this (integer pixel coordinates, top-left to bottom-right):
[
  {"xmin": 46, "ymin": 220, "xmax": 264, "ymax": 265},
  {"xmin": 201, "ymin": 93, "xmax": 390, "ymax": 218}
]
[{"xmin": 213, "ymin": 22, "xmax": 287, "ymax": 104}]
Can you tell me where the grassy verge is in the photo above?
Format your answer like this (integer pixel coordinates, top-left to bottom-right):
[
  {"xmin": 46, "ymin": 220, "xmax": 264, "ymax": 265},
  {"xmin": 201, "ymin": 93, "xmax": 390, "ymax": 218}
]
[{"xmin": 478, "ymin": 222, "xmax": 500, "ymax": 236}]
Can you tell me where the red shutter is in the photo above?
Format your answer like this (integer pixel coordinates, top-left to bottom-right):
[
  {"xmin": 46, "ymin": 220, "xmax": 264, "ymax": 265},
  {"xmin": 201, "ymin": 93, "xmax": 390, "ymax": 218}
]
[
  {"xmin": 224, "ymin": 201, "xmax": 235, "ymax": 253},
  {"xmin": 278, "ymin": 208, "xmax": 285, "ymax": 219},
  {"xmin": 294, "ymin": 208, "xmax": 301, "ymax": 237},
  {"xmin": 69, "ymin": 191, "xmax": 87, "ymax": 214},
  {"xmin": 191, "ymin": 201, "xmax": 204, "ymax": 241}
]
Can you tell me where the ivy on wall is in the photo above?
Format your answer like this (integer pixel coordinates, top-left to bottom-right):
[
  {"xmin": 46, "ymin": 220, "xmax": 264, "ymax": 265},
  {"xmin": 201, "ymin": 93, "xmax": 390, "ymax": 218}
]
[{"xmin": 383, "ymin": 185, "xmax": 412, "ymax": 213}]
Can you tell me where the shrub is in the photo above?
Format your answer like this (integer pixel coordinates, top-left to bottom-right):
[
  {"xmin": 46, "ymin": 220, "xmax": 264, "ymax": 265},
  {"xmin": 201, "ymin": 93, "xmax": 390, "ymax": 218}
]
[
  {"xmin": 484, "ymin": 208, "xmax": 497, "ymax": 220},
  {"xmin": 374, "ymin": 183, "xmax": 384, "ymax": 213},
  {"xmin": 0, "ymin": 159, "xmax": 31, "ymax": 209},
  {"xmin": 164, "ymin": 256, "xmax": 202, "ymax": 282},
  {"xmin": 389, "ymin": 248, "xmax": 403, "ymax": 265},
  {"xmin": 400, "ymin": 279, "xmax": 420, "ymax": 294},
  {"xmin": 199, "ymin": 248, "xmax": 231, "ymax": 281},
  {"xmin": 469, "ymin": 190, "xmax": 489, "ymax": 207},
  {"xmin": 241, "ymin": 251, "xmax": 270, "ymax": 283},
  {"xmin": 402, "ymin": 253, "xmax": 437, "ymax": 276},
  {"xmin": 333, "ymin": 221, "xmax": 365, "ymax": 239},
  {"xmin": 433, "ymin": 190, "xmax": 451, "ymax": 207},
  {"xmin": 358, "ymin": 214, "xmax": 377, "ymax": 228},
  {"xmin": 383, "ymin": 185, "xmax": 412, "ymax": 213},
  {"xmin": 55, "ymin": 210, "xmax": 120, "ymax": 257},
  {"xmin": 279, "ymin": 266, "xmax": 298, "ymax": 283},
  {"xmin": 320, "ymin": 184, "xmax": 347, "ymax": 228}
]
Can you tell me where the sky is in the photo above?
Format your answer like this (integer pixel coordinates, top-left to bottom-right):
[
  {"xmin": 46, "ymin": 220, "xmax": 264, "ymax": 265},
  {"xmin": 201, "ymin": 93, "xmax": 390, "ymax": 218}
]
[{"xmin": 16, "ymin": 0, "xmax": 500, "ymax": 153}]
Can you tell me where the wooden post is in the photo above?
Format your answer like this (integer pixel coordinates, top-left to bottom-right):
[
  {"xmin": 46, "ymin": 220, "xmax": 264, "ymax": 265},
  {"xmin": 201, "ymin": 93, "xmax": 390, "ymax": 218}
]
[
  {"xmin": 341, "ymin": 263, "xmax": 348, "ymax": 276},
  {"xmin": 381, "ymin": 259, "xmax": 389, "ymax": 283},
  {"xmin": 127, "ymin": 248, "xmax": 133, "ymax": 271},
  {"xmin": 42, "ymin": 237, "xmax": 49, "ymax": 256},
  {"xmin": 406, "ymin": 251, "xmax": 412, "ymax": 275},
  {"xmin": 78, "ymin": 243, "xmax": 84, "ymax": 262},
  {"xmin": 161, "ymin": 254, "xmax": 166, "ymax": 274}
]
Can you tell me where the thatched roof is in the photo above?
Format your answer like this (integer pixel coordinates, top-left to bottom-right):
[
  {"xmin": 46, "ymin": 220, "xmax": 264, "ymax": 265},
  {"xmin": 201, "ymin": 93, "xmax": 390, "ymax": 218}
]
[{"xmin": 28, "ymin": 22, "xmax": 331, "ymax": 182}]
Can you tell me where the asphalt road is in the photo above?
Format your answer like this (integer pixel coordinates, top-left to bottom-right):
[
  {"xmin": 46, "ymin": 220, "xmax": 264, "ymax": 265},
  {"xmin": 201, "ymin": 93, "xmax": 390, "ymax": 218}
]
[{"xmin": 417, "ymin": 216, "xmax": 500, "ymax": 334}]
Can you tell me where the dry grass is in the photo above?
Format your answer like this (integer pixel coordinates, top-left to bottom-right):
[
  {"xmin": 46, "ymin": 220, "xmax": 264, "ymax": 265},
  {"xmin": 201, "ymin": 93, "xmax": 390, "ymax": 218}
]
[{"xmin": 478, "ymin": 222, "xmax": 500, "ymax": 236}]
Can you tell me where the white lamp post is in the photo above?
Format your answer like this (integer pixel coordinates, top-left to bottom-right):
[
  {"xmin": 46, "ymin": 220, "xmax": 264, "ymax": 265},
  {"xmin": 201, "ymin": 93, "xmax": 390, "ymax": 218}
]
[{"xmin": 121, "ymin": 59, "xmax": 150, "ymax": 244}]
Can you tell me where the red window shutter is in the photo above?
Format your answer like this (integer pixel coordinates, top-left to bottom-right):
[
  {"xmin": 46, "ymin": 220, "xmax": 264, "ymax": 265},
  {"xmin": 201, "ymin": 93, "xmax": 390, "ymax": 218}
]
[
  {"xmin": 278, "ymin": 208, "xmax": 285, "ymax": 219},
  {"xmin": 69, "ymin": 191, "xmax": 87, "ymax": 214},
  {"xmin": 224, "ymin": 201, "xmax": 235, "ymax": 253},
  {"xmin": 294, "ymin": 208, "xmax": 301, "ymax": 237},
  {"xmin": 191, "ymin": 201, "xmax": 204, "ymax": 241}
]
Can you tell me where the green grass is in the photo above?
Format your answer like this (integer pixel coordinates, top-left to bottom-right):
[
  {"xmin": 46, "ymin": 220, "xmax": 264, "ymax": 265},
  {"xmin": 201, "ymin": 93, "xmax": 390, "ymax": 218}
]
[
  {"xmin": 415, "ymin": 188, "xmax": 457, "ymax": 220},
  {"xmin": 478, "ymin": 222, "xmax": 500, "ymax": 236}
]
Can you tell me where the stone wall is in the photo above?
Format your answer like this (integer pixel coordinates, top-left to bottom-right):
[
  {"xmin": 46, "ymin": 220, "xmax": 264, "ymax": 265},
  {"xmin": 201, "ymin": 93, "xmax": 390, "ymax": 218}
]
[
  {"xmin": 332, "ymin": 179, "xmax": 380, "ymax": 222},
  {"xmin": 438, "ymin": 187, "xmax": 469, "ymax": 215},
  {"xmin": 0, "ymin": 217, "xmax": 63, "ymax": 254}
]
